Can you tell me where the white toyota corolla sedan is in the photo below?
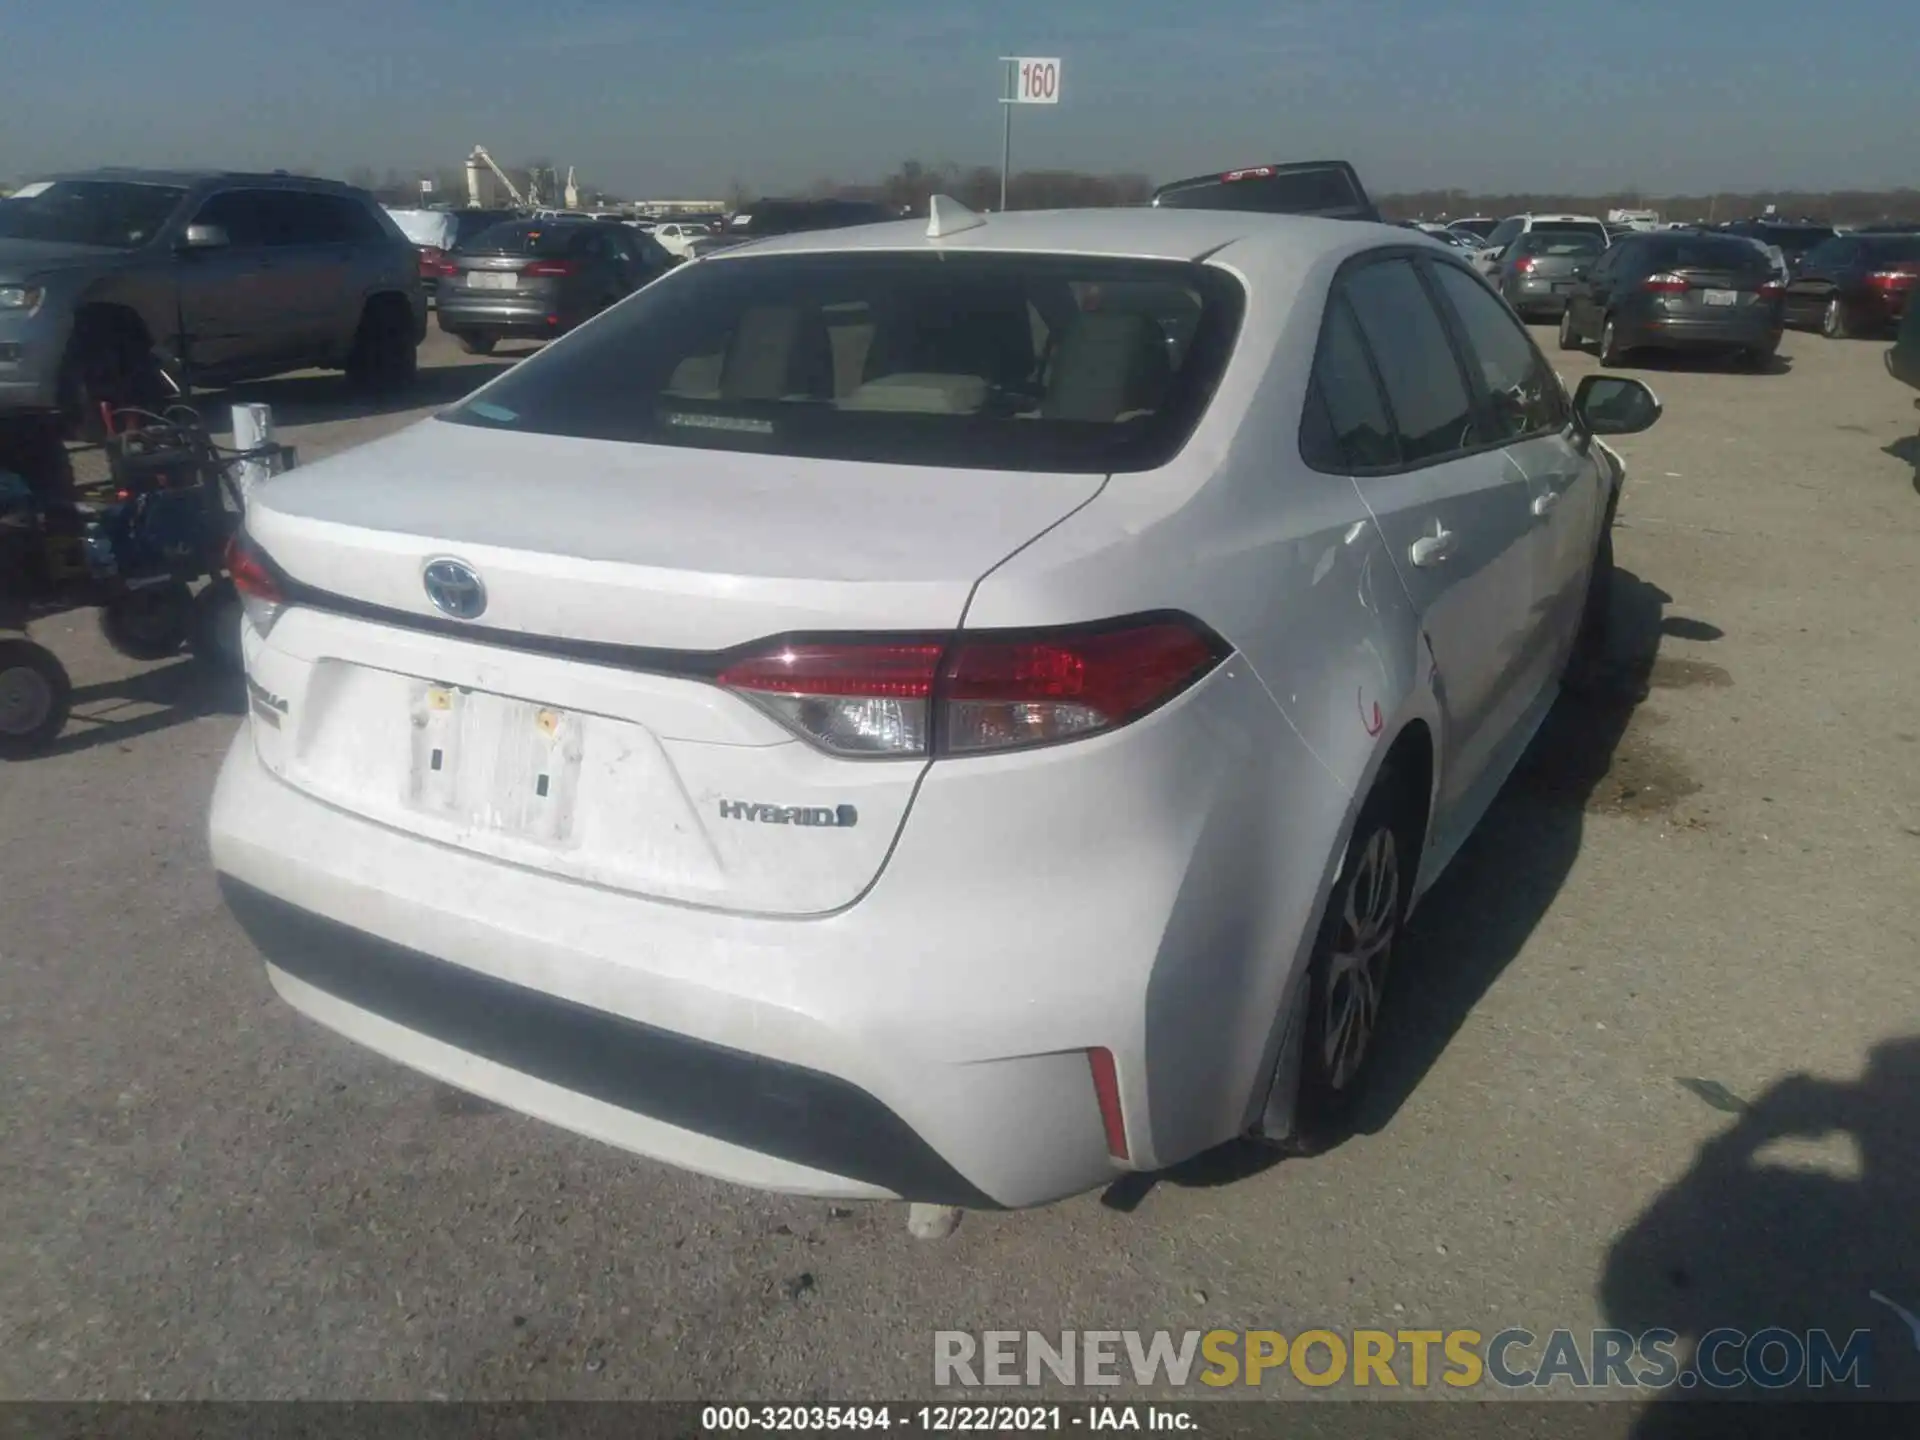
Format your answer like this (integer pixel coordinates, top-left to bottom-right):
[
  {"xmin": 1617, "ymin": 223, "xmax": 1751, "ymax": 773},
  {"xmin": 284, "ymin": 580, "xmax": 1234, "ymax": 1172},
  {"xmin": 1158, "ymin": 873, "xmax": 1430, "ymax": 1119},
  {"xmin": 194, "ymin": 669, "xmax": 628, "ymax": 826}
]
[{"xmin": 209, "ymin": 199, "xmax": 1660, "ymax": 1209}]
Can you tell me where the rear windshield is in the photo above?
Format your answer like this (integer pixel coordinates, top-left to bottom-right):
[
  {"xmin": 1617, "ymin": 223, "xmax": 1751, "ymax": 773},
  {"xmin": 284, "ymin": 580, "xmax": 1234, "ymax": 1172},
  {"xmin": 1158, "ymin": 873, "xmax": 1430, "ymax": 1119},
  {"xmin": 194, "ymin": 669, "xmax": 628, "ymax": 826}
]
[
  {"xmin": 1449, "ymin": 219, "xmax": 1497, "ymax": 238},
  {"xmin": 1517, "ymin": 230, "xmax": 1605, "ymax": 256},
  {"xmin": 459, "ymin": 221, "xmax": 584, "ymax": 255},
  {"xmin": 1862, "ymin": 235, "xmax": 1920, "ymax": 263},
  {"xmin": 1759, "ymin": 226, "xmax": 1836, "ymax": 252},
  {"xmin": 1647, "ymin": 237, "xmax": 1775, "ymax": 271},
  {"xmin": 1528, "ymin": 222, "xmax": 1609, "ymax": 245},
  {"xmin": 1155, "ymin": 168, "xmax": 1363, "ymax": 216},
  {"xmin": 443, "ymin": 252, "xmax": 1246, "ymax": 474}
]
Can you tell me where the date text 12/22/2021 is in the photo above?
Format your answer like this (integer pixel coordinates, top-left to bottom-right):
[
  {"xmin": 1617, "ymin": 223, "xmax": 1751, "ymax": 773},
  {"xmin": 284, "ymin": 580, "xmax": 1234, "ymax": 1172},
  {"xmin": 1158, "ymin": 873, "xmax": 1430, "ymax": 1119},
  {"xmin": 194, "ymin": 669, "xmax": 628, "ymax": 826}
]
[{"xmin": 701, "ymin": 1405, "xmax": 1198, "ymax": 1432}]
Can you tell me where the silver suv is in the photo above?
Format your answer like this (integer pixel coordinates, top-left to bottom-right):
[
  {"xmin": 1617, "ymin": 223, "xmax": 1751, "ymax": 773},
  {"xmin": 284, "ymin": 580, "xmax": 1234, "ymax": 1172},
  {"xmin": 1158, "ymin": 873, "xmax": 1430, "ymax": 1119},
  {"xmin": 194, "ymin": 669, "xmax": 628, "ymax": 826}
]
[{"xmin": 0, "ymin": 169, "xmax": 426, "ymax": 435}]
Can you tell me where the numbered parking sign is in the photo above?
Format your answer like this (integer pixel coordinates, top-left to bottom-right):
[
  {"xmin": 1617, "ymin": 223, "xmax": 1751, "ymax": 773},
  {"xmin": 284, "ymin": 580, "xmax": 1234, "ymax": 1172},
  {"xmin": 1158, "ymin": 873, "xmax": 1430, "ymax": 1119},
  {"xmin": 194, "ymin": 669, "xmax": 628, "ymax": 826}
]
[{"xmin": 1007, "ymin": 57, "xmax": 1061, "ymax": 104}]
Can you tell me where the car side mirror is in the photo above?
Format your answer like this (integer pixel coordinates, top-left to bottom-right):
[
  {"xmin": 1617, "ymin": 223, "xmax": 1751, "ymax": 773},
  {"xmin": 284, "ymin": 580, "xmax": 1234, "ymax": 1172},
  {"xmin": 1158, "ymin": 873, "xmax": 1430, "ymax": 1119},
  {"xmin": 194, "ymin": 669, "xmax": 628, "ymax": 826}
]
[
  {"xmin": 180, "ymin": 223, "xmax": 230, "ymax": 251},
  {"xmin": 1574, "ymin": 374, "xmax": 1661, "ymax": 436}
]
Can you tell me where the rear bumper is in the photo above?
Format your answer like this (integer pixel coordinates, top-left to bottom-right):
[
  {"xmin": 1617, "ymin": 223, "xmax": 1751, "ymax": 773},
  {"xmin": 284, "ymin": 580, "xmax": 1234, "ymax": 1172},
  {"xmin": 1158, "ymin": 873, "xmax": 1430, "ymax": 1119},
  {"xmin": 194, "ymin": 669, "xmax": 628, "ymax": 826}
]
[
  {"xmin": 1622, "ymin": 309, "xmax": 1781, "ymax": 349},
  {"xmin": 208, "ymin": 651, "xmax": 1332, "ymax": 1207},
  {"xmin": 1509, "ymin": 278, "xmax": 1578, "ymax": 314},
  {"xmin": 435, "ymin": 300, "xmax": 571, "ymax": 337}
]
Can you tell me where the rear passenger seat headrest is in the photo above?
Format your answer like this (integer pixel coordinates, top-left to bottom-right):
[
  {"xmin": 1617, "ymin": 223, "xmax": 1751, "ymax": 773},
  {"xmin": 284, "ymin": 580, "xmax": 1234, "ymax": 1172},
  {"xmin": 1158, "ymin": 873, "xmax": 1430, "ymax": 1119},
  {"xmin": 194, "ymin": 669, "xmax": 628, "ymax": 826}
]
[{"xmin": 1041, "ymin": 311, "xmax": 1174, "ymax": 423}]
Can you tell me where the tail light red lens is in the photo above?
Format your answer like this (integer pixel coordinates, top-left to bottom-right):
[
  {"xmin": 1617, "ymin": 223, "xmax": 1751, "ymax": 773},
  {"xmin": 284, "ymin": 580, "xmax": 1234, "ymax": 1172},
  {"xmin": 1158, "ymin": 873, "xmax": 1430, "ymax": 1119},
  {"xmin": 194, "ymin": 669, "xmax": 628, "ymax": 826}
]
[
  {"xmin": 716, "ymin": 617, "xmax": 1227, "ymax": 759},
  {"xmin": 521, "ymin": 259, "xmax": 577, "ymax": 278},
  {"xmin": 1514, "ymin": 256, "xmax": 1535, "ymax": 274},
  {"xmin": 419, "ymin": 247, "xmax": 446, "ymax": 278},
  {"xmin": 1868, "ymin": 270, "xmax": 1916, "ymax": 289},
  {"xmin": 1642, "ymin": 272, "xmax": 1689, "ymax": 294},
  {"xmin": 225, "ymin": 534, "xmax": 285, "ymax": 637},
  {"xmin": 1759, "ymin": 280, "xmax": 1785, "ymax": 296},
  {"xmin": 1087, "ymin": 1047, "xmax": 1129, "ymax": 1161}
]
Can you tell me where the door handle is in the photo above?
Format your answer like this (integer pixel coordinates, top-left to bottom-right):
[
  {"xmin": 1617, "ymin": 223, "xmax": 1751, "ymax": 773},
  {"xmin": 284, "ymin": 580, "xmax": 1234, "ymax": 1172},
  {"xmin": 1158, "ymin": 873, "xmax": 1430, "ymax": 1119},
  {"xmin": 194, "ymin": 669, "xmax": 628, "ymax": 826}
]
[
  {"xmin": 1532, "ymin": 491, "xmax": 1560, "ymax": 518},
  {"xmin": 1409, "ymin": 529, "xmax": 1454, "ymax": 568}
]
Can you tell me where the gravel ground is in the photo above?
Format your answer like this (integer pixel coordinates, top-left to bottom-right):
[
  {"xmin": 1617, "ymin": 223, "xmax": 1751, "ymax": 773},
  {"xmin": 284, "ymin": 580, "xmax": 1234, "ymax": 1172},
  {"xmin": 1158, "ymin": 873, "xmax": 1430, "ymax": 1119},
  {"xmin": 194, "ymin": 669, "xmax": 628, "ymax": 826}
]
[{"xmin": 3, "ymin": 326, "xmax": 1917, "ymax": 1416}]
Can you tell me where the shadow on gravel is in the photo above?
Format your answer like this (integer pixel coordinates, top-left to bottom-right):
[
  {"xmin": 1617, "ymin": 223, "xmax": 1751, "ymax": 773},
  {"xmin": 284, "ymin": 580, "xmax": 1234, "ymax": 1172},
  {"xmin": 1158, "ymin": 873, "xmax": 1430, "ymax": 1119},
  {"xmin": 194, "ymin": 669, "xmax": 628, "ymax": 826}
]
[
  {"xmin": 1601, "ymin": 1037, "xmax": 1920, "ymax": 1433},
  {"xmin": 1885, "ymin": 432, "xmax": 1919, "ymax": 495},
  {"xmin": 1102, "ymin": 567, "xmax": 1704, "ymax": 1210},
  {"xmin": 44, "ymin": 657, "xmax": 245, "ymax": 757}
]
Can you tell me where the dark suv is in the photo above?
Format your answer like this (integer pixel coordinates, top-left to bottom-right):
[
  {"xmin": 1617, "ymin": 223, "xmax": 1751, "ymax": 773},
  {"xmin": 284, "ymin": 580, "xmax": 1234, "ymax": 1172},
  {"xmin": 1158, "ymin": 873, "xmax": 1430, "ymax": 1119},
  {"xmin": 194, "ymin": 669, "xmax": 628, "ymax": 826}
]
[
  {"xmin": 1149, "ymin": 161, "xmax": 1380, "ymax": 223},
  {"xmin": 0, "ymin": 168, "xmax": 425, "ymax": 435}
]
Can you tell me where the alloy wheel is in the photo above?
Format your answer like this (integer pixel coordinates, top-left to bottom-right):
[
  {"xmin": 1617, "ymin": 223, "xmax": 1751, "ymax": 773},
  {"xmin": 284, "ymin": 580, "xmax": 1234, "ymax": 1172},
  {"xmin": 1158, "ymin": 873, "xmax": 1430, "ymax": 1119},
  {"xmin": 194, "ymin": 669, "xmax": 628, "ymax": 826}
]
[{"xmin": 1321, "ymin": 826, "xmax": 1400, "ymax": 1091}]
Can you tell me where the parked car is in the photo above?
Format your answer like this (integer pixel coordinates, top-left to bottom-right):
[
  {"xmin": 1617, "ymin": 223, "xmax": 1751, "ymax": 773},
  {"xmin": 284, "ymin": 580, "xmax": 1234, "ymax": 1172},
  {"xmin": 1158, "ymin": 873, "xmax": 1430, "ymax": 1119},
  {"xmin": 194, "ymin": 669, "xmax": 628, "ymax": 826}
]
[
  {"xmin": 1446, "ymin": 216, "xmax": 1499, "ymax": 242},
  {"xmin": 0, "ymin": 168, "xmax": 424, "ymax": 437},
  {"xmin": 1720, "ymin": 220, "xmax": 1836, "ymax": 277},
  {"xmin": 1150, "ymin": 160, "xmax": 1379, "ymax": 222},
  {"xmin": 433, "ymin": 218, "xmax": 674, "ymax": 354},
  {"xmin": 386, "ymin": 207, "xmax": 518, "ymax": 295},
  {"xmin": 724, "ymin": 198, "xmax": 897, "ymax": 240},
  {"xmin": 1781, "ymin": 231, "xmax": 1920, "ymax": 339},
  {"xmin": 1472, "ymin": 215, "xmax": 1611, "ymax": 278},
  {"xmin": 1558, "ymin": 229, "xmax": 1784, "ymax": 368},
  {"xmin": 1400, "ymin": 221, "xmax": 1472, "ymax": 249},
  {"xmin": 210, "ymin": 203, "xmax": 1660, "ymax": 1208},
  {"xmin": 1888, "ymin": 290, "xmax": 1920, "ymax": 390},
  {"xmin": 1495, "ymin": 228, "xmax": 1609, "ymax": 320},
  {"xmin": 648, "ymin": 220, "xmax": 713, "ymax": 260}
]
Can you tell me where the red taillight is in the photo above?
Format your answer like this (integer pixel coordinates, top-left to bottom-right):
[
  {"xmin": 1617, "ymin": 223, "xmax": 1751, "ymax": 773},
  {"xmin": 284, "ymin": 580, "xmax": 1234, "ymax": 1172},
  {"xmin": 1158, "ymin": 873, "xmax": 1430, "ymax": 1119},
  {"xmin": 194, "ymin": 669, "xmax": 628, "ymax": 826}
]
[
  {"xmin": 1643, "ymin": 272, "xmax": 1689, "ymax": 294},
  {"xmin": 1759, "ymin": 280, "xmax": 1785, "ymax": 296},
  {"xmin": 521, "ymin": 258, "xmax": 577, "ymax": 278},
  {"xmin": 225, "ymin": 534, "xmax": 285, "ymax": 637},
  {"xmin": 1514, "ymin": 256, "xmax": 1535, "ymax": 274},
  {"xmin": 1087, "ymin": 1047, "xmax": 1129, "ymax": 1162},
  {"xmin": 939, "ymin": 621, "xmax": 1224, "ymax": 755},
  {"xmin": 419, "ymin": 247, "xmax": 446, "ymax": 278},
  {"xmin": 1869, "ymin": 270, "xmax": 1916, "ymax": 289},
  {"xmin": 715, "ymin": 618, "xmax": 1225, "ymax": 759}
]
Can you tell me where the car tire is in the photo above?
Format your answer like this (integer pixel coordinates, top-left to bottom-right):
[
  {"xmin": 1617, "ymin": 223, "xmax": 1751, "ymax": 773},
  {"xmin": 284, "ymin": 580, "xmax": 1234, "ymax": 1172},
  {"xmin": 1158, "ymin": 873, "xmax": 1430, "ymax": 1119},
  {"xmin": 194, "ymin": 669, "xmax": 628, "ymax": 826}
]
[
  {"xmin": 454, "ymin": 330, "xmax": 497, "ymax": 357},
  {"xmin": 188, "ymin": 578, "xmax": 245, "ymax": 674},
  {"xmin": 1599, "ymin": 316, "xmax": 1630, "ymax": 367},
  {"xmin": 1557, "ymin": 307, "xmax": 1583, "ymax": 351},
  {"xmin": 97, "ymin": 582, "xmax": 192, "ymax": 661},
  {"xmin": 1283, "ymin": 780, "xmax": 1416, "ymax": 1155},
  {"xmin": 59, "ymin": 312, "xmax": 162, "ymax": 442},
  {"xmin": 345, "ymin": 297, "xmax": 420, "ymax": 395},
  {"xmin": 0, "ymin": 638, "xmax": 72, "ymax": 759},
  {"xmin": 1821, "ymin": 296, "xmax": 1855, "ymax": 341}
]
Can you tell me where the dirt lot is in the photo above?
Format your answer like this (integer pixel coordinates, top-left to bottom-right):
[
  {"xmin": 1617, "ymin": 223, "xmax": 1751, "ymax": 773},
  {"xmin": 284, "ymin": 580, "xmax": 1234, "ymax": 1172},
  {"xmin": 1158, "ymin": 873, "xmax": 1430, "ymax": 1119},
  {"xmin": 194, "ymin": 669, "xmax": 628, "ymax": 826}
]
[{"xmin": 3, "ymin": 325, "xmax": 1917, "ymax": 1416}]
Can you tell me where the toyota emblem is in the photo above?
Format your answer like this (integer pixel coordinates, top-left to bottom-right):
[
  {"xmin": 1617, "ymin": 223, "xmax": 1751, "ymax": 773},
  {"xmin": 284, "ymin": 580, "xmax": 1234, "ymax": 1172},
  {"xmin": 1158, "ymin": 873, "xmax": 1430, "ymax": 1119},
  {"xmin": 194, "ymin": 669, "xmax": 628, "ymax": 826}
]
[{"xmin": 422, "ymin": 558, "xmax": 486, "ymax": 620}]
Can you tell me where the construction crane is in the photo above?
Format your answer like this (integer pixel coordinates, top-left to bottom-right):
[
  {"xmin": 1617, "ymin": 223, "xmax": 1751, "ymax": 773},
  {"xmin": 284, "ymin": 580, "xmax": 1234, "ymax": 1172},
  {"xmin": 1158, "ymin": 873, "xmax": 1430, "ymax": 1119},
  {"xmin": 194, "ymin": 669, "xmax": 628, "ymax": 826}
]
[
  {"xmin": 464, "ymin": 146, "xmax": 528, "ymax": 210},
  {"xmin": 563, "ymin": 166, "xmax": 580, "ymax": 210}
]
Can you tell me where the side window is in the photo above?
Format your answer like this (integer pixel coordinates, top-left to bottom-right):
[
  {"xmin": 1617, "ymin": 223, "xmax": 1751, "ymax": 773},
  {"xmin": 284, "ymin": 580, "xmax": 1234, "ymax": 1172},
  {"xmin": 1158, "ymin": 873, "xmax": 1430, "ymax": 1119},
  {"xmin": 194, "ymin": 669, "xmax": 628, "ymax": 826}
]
[
  {"xmin": 322, "ymin": 195, "xmax": 387, "ymax": 244},
  {"xmin": 191, "ymin": 190, "xmax": 265, "ymax": 248},
  {"xmin": 250, "ymin": 191, "xmax": 327, "ymax": 247},
  {"xmin": 1341, "ymin": 258, "xmax": 1476, "ymax": 466},
  {"xmin": 1300, "ymin": 296, "xmax": 1398, "ymax": 471},
  {"xmin": 1427, "ymin": 263, "xmax": 1568, "ymax": 442}
]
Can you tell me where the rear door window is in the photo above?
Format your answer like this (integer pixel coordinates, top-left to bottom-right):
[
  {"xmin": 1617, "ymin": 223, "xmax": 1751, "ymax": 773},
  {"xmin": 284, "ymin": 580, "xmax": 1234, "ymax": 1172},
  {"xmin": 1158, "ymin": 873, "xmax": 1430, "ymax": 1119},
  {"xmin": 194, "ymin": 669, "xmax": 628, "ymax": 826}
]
[
  {"xmin": 443, "ymin": 252, "xmax": 1245, "ymax": 474},
  {"xmin": 1339, "ymin": 258, "xmax": 1476, "ymax": 465},
  {"xmin": 1300, "ymin": 297, "xmax": 1397, "ymax": 471},
  {"xmin": 1427, "ymin": 263, "xmax": 1568, "ymax": 443}
]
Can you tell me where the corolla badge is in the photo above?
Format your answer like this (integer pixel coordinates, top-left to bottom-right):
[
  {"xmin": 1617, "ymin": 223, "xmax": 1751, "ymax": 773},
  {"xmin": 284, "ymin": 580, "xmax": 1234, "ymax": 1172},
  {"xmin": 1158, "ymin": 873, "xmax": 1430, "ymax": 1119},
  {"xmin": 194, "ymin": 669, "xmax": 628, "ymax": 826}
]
[{"xmin": 422, "ymin": 558, "xmax": 486, "ymax": 620}]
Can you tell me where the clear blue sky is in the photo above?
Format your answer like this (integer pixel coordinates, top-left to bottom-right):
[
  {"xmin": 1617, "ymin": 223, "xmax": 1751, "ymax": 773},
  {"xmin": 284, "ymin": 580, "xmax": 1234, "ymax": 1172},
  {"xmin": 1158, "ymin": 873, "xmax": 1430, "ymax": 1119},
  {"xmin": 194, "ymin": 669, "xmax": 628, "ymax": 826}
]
[{"xmin": 6, "ymin": 0, "xmax": 1912, "ymax": 197}]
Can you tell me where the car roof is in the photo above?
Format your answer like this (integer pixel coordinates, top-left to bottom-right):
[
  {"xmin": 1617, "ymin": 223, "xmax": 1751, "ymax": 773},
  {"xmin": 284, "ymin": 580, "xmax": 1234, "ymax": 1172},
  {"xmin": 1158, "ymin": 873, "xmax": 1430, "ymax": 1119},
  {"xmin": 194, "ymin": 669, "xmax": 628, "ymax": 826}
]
[
  {"xmin": 33, "ymin": 166, "xmax": 366, "ymax": 194},
  {"xmin": 703, "ymin": 206, "xmax": 1419, "ymax": 266}
]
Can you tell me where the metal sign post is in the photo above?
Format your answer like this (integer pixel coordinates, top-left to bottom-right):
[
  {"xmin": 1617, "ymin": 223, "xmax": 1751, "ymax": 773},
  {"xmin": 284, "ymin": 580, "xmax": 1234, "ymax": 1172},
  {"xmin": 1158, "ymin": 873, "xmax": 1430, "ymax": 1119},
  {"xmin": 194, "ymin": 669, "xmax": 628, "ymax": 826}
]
[{"xmin": 998, "ymin": 56, "xmax": 1061, "ymax": 212}]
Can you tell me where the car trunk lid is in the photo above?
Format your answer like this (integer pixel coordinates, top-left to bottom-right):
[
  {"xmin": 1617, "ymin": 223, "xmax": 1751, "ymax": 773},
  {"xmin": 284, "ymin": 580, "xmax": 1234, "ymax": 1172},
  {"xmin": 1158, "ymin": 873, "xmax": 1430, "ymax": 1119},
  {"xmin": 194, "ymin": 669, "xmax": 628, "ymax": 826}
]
[{"xmin": 239, "ymin": 420, "xmax": 1106, "ymax": 916}]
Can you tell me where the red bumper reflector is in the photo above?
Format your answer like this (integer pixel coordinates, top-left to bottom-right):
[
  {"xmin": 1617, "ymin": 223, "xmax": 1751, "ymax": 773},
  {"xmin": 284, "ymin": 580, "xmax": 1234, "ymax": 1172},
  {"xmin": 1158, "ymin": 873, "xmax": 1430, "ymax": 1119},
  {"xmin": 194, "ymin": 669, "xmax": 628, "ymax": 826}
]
[{"xmin": 1088, "ymin": 1047, "xmax": 1129, "ymax": 1161}]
